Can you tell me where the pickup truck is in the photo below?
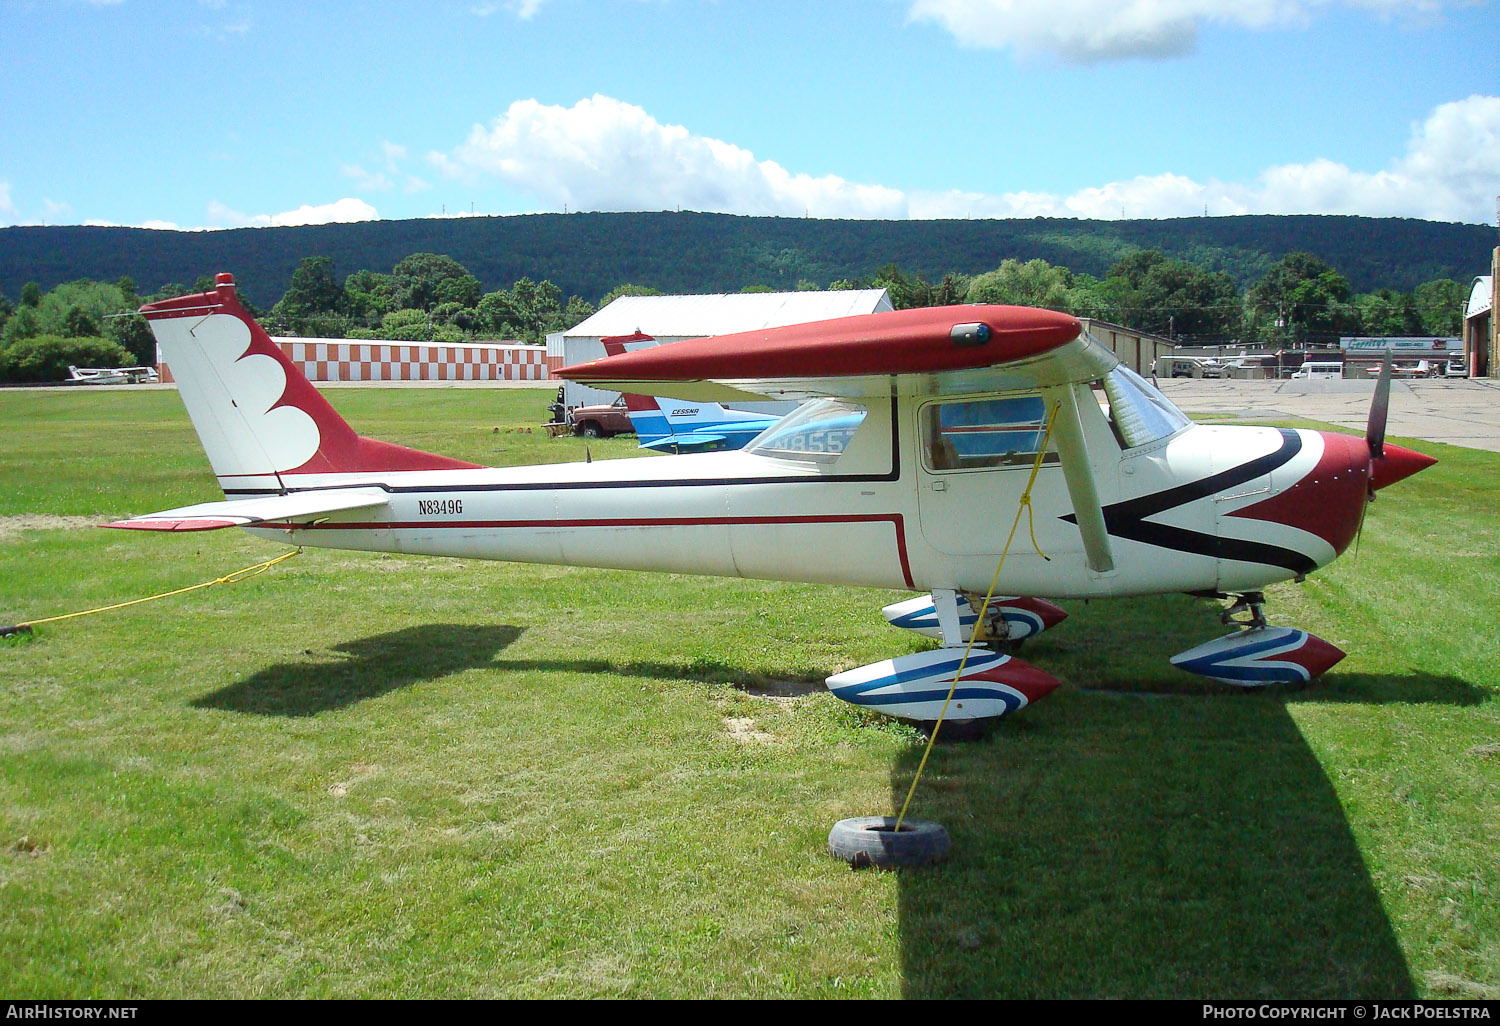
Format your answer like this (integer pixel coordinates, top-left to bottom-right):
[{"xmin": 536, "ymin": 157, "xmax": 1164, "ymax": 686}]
[{"xmin": 569, "ymin": 396, "xmax": 635, "ymax": 438}]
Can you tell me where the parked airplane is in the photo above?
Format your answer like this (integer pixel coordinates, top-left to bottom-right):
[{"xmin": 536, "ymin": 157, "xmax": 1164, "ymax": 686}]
[
  {"xmin": 106, "ymin": 274, "xmax": 1434, "ymax": 726},
  {"xmin": 68, "ymin": 365, "xmax": 130, "ymax": 385},
  {"xmin": 599, "ymin": 332, "xmax": 780, "ymax": 452}
]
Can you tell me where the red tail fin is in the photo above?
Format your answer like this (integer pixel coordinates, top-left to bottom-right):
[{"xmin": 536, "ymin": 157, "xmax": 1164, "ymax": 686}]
[
  {"xmin": 598, "ymin": 332, "xmax": 661, "ymax": 413},
  {"xmin": 143, "ymin": 274, "xmax": 479, "ymax": 481}
]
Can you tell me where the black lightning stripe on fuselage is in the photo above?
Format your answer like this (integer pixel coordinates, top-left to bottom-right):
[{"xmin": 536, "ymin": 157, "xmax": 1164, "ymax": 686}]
[{"xmin": 1064, "ymin": 428, "xmax": 1316, "ymax": 574}]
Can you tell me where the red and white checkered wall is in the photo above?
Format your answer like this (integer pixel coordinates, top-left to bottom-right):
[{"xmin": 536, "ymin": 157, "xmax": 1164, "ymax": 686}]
[{"xmin": 160, "ymin": 339, "xmax": 550, "ymax": 384}]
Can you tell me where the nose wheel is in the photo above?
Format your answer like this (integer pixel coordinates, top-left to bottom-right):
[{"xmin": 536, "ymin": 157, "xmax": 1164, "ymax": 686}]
[{"xmin": 1172, "ymin": 591, "xmax": 1345, "ymax": 686}]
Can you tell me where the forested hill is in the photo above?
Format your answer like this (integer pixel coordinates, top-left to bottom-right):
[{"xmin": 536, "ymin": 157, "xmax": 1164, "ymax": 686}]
[{"xmin": 0, "ymin": 211, "xmax": 1492, "ymax": 309}]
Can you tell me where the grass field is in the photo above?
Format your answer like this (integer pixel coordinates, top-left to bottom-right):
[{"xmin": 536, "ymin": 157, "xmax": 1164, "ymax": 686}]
[{"xmin": 1, "ymin": 387, "xmax": 1496, "ymax": 998}]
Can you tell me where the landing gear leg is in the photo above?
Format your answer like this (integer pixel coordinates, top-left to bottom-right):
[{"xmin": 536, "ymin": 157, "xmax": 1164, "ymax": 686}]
[{"xmin": 1219, "ymin": 591, "xmax": 1268, "ymax": 629}]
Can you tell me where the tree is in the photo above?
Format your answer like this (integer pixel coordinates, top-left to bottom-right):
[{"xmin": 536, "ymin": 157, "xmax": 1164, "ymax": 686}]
[
  {"xmin": 1351, "ymin": 289, "xmax": 1421, "ymax": 337},
  {"xmin": 966, "ymin": 259, "xmax": 1074, "ymax": 311},
  {"xmin": 379, "ymin": 308, "xmax": 433, "ymax": 341},
  {"xmin": 1098, "ymin": 250, "xmax": 1240, "ymax": 339},
  {"xmin": 870, "ymin": 264, "xmax": 935, "ymax": 310},
  {"xmin": 19, "ymin": 281, "xmax": 41, "ymax": 308},
  {"xmin": 1, "ymin": 305, "xmax": 40, "ymax": 346},
  {"xmin": 390, "ymin": 253, "xmax": 478, "ymax": 312},
  {"xmin": 598, "ymin": 283, "xmax": 662, "ymax": 307},
  {"xmin": 1247, "ymin": 252, "xmax": 1355, "ymax": 344},
  {"xmin": 1412, "ymin": 279, "xmax": 1466, "ymax": 336},
  {"xmin": 476, "ymin": 277, "xmax": 564, "ymax": 343},
  {"xmin": 557, "ymin": 295, "xmax": 596, "ymax": 332},
  {"xmin": 0, "ymin": 334, "xmax": 135, "ymax": 384},
  {"xmin": 344, "ymin": 269, "xmax": 397, "ymax": 329},
  {"xmin": 23, "ymin": 280, "xmax": 135, "ymax": 342},
  {"xmin": 62, "ymin": 305, "xmax": 101, "ymax": 338},
  {"xmin": 434, "ymin": 273, "xmax": 482, "ymax": 309},
  {"xmin": 106, "ymin": 313, "xmax": 156, "ymax": 365},
  {"xmin": 279, "ymin": 256, "xmax": 346, "ymax": 319}
]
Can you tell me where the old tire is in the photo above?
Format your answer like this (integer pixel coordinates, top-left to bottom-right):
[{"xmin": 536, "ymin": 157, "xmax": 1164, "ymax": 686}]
[
  {"xmin": 828, "ymin": 816, "xmax": 950, "ymax": 869},
  {"xmin": 579, "ymin": 422, "xmax": 604, "ymax": 438}
]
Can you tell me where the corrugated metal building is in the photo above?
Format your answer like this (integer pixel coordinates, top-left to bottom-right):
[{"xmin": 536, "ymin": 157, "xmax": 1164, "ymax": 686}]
[
  {"xmin": 547, "ymin": 289, "xmax": 893, "ymax": 407},
  {"xmin": 1464, "ymin": 273, "xmax": 1495, "ymax": 378}
]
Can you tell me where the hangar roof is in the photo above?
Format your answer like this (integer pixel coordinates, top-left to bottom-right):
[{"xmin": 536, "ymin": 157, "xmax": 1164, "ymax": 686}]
[
  {"xmin": 564, "ymin": 289, "xmax": 893, "ymax": 340},
  {"xmin": 1467, "ymin": 276, "xmax": 1493, "ymax": 319}
]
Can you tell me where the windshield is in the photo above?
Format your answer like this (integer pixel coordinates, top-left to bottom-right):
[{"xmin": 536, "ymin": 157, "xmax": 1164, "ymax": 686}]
[
  {"xmin": 744, "ymin": 398, "xmax": 868, "ymax": 464},
  {"xmin": 1100, "ymin": 366, "xmax": 1192, "ymax": 449}
]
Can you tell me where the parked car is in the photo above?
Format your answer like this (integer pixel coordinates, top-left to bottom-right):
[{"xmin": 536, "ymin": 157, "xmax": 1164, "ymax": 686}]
[
  {"xmin": 1445, "ymin": 356, "xmax": 1467, "ymax": 378},
  {"xmin": 569, "ymin": 396, "xmax": 634, "ymax": 438}
]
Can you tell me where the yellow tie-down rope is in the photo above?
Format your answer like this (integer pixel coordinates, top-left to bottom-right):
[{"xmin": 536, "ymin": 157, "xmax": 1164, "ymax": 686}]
[
  {"xmin": 2, "ymin": 548, "xmax": 301, "ymax": 636},
  {"xmin": 894, "ymin": 401, "xmax": 1061, "ymax": 832}
]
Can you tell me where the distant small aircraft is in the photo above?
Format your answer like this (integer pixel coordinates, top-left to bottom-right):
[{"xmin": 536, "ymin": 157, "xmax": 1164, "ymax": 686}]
[
  {"xmin": 600, "ymin": 333, "xmax": 780, "ymax": 453},
  {"xmin": 67, "ymin": 365, "xmax": 158, "ymax": 385},
  {"xmin": 106, "ymin": 274, "xmax": 1434, "ymax": 727},
  {"xmin": 68, "ymin": 365, "xmax": 130, "ymax": 385}
]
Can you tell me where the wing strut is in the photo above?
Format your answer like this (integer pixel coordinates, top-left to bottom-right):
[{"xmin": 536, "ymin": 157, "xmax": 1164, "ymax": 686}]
[{"xmin": 1042, "ymin": 384, "xmax": 1115, "ymax": 574}]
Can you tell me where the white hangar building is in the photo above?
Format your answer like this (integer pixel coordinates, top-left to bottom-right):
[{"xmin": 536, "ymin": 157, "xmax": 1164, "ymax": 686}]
[{"xmin": 547, "ymin": 289, "xmax": 893, "ymax": 408}]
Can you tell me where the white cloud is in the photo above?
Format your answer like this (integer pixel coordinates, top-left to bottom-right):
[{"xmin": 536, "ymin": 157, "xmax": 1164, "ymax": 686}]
[
  {"xmin": 426, "ymin": 92, "xmax": 1498, "ymax": 224},
  {"xmin": 429, "ymin": 95, "xmax": 908, "ymax": 218},
  {"xmin": 0, "ymin": 181, "xmax": 16, "ymax": 221},
  {"xmin": 341, "ymin": 163, "xmax": 394, "ymax": 192},
  {"xmin": 906, "ymin": 0, "xmax": 1472, "ymax": 62},
  {"xmin": 916, "ymin": 94, "xmax": 1500, "ymax": 223},
  {"xmin": 208, "ymin": 197, "xmax": 379, "ymax": 228},
  {"xmin": 84, "ymin": 217, "xmax": 193, "ymax": 231}
]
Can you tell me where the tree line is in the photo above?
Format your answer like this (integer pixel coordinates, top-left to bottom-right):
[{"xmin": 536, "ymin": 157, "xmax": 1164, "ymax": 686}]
[{"xmin": 0, "ymin": 247, "xmax": 1469, "ymax": 383}]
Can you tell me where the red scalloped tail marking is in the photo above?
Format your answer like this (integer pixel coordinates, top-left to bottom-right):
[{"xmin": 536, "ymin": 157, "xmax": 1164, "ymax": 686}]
[{"xmin": 139, "ymin": 275, "xmax": 480, "ymax": 476}]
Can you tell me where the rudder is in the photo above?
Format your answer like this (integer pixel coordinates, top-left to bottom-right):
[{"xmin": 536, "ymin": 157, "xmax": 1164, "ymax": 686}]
[{"xmin": 144, "ymin": 274, "xmax": 477, "ymax": 491}]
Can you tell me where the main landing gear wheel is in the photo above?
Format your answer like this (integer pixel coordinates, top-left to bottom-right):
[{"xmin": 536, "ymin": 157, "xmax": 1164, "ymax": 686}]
[
  {"xmin": 906, "ymin": 717, "xmax": 992, "ymax": 742},
  {"xmin": 828, "ymin": 816, "xmax": 951, "ymax": 869}
]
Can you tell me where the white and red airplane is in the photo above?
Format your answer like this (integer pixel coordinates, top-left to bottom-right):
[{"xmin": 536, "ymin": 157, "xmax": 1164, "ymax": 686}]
[{"xmin": 106, "ymin": 273, "xmax": 1434, "ymax": 726}]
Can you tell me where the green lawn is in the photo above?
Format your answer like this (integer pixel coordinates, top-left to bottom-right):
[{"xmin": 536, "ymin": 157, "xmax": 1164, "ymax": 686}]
[{"xmin": 0, "ymin": 387, "xmax": 1495, "ymax": 998}]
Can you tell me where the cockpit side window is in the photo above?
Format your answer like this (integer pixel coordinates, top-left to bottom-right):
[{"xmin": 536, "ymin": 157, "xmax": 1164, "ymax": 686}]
[{"xmin": 921, "ymin": 393, "xmax": 1059, "ymax": 472}]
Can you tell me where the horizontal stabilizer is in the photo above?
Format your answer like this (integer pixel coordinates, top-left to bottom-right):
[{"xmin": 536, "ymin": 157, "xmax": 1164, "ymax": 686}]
[
  {"xmin": 102, "ymin": 487, "xmax": 390, "ymax": 532},
  {"xmin": 639, "ymin": 433, "xmax": 728, "ymax": 452}
]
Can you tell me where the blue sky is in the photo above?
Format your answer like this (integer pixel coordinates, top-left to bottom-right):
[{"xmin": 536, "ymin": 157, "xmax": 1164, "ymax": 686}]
[{"xmin": 2, "ymin": 0, "xmax": 1497, "ymax": 229}]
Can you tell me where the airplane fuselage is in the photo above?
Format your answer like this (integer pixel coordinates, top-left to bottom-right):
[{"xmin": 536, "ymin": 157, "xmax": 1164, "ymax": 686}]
[{"xmin": 242, "ymin": 389, "xmax": 1366, "ymax": 601}]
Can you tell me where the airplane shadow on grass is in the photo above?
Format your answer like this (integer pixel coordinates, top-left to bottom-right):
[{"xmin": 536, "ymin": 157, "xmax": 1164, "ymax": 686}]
[
  {"xmin": 187, "ymin": 613, "xmax": 1485, "ymax": 996},
  {"xmin": 891, "ymin": 605, "xmax": 1487, "ymax": 998},
  {"xmin": 191, "ymin": 624, "xmax": 525, "ymax": 717}
]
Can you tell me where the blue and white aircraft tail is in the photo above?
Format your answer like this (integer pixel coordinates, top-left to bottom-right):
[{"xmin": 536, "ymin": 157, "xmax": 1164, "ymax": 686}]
[{"xmin": 602, "ymin": 334, "xmax": 780, "ymax": 453}]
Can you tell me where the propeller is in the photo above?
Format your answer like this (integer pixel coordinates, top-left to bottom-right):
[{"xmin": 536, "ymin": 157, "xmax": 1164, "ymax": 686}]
[
  {"xmin": 1354, "ymin": 350, "xmax": 1394, "ymax": 557},
  {"xmin": 1366, "ymin": 349, "xmax": 1393, "ymax": 460}
]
